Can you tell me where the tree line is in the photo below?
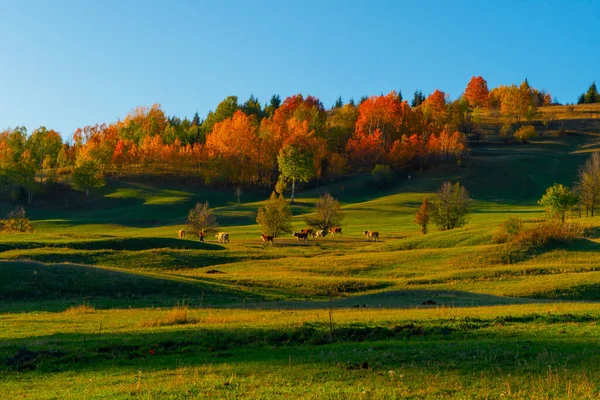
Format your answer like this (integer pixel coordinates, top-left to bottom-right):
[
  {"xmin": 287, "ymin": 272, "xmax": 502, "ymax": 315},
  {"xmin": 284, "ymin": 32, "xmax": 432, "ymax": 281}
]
[{"xmin": 0, "ymin": 76, "xmax": 568, "ymax": 202}]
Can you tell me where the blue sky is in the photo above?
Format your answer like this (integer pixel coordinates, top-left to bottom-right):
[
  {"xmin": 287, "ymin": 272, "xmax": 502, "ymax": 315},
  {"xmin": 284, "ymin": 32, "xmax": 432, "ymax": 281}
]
[{"xmin": 1, "ymin": 0, "xmax": 599, "ymax": 139}]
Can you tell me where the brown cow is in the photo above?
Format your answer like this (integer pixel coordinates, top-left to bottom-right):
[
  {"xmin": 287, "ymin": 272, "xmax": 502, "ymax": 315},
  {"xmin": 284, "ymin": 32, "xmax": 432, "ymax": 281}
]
[
  {"xmin": 300, "ymin": 228, "xmax": 313, "ymax": 237},
  {"xmin": 261, "ymin": 234, "xmax": 274, "ymax": 246},
  {"xmin": 329, "ymin": 227, "xmax": 342, "ymax": 236},
  {"xmin": 293, "ymin": 232, "xmax": 309, "ymax": 242},
  {"xmin": 363, "ymin": 230, "xmax": 379, "ymax": 242},
  {"xmin": 178, "ymin": 229, "xmax": 186, "ymax": 238}
]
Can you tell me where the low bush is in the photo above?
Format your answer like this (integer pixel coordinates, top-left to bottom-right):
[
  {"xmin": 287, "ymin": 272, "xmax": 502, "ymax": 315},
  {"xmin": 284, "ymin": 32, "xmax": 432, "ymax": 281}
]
[
  {"xmin": 0, "ymin": 206, "xmax": 34, "ymax": 233},
  {"xmin": 492, "ymin": 217, "xmax": 524, "ymax": 243},
  {"xmin": 512, "ymin": 221, "xmax": 583, "ymax": 248}
]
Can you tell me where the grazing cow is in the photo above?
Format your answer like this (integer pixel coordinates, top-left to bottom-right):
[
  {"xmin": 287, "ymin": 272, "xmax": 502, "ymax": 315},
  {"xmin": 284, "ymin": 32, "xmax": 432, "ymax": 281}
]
[
  {"xmin": 215, "ymin": 232, "xmax": 229, "ymax": 243},
  {"xmin": 178, "ymin": 229, "xmax": 186, "ymax": 239},
  {"xmin": 293, "ymin": 232, "xmax": 309, "ymax": 242},
  {"xmin": 363, "ymin": 230, "xmax": 379, "ymax": 242},
  {"xmin": 261, "ymin": 234, "xmax": 274, "ymax": 246},
  {"xmin": 314, "ymin": 229, "xmax": 326, "ymax": 238},
  {"xmin": 300, "ymin": 228, "xmax": 313, "ymax": 237},
  {"xmin": 329, "ymin": 227, "xmax": 343, "ymax": 236}
]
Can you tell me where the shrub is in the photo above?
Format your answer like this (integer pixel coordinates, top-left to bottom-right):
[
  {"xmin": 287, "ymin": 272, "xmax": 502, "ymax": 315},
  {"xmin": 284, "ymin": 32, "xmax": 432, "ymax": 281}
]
[
  {"xmin": 492, "ymin": 217, "xmax": 524, "ymax": 243},
  {"xmin": 371, "ymin": 164, "xmax": 394, "ymax": 187},
  {"xmin": 512, "ymin": 221, "xmax": 583, "ymax": 248},
  {"xmin": 0, "ymin": 206, "xmax": 34, "ymax": 233},
  {"xmin": 514, "ymin": 125, "xmax": 536, "ymax": 143}
]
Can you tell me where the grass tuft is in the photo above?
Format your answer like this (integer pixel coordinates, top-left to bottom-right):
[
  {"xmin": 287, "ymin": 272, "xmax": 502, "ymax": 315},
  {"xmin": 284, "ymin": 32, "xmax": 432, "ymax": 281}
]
[
  {"xmin": 63, "ymin": 303, "xmax": 96, "ymax": 314},
  {"xmin": 141, "ymin": 304, "xmax": 195, "ymax": 327}
]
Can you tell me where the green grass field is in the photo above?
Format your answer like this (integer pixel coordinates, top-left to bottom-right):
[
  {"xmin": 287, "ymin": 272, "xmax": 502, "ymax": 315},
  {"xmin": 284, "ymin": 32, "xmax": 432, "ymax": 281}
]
[{"xmin": 1, "ymin": 107, "xmax": 600, "ymax": 398}]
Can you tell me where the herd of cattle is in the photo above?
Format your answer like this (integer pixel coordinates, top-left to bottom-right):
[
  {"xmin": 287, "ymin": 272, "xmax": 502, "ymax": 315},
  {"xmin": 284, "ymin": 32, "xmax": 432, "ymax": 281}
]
[{"xmin": 178, "ymin": 227, "xmax": 380, "ymax": 246}]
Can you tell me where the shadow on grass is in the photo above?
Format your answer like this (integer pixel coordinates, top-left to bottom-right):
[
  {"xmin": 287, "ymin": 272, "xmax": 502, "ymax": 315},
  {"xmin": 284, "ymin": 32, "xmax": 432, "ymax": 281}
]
[
  {"xmin": 249, "ymin": 289, "xmax": 540, "ymax": 310},
  {"xmin": 0, "ymin": 237, "xmax": 224, "ymax": 252},
  {"xmin": 0, "ymin": 260, "xmax": 262, "ymax": 311},
  {"xmin": 2, "ymin": 312, "xmax": 599, "ymax": 375}
]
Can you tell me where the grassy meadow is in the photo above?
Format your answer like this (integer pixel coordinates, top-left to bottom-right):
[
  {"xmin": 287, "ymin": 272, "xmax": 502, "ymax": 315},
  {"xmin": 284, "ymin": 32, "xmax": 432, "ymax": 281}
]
[{"xmin": 1, "ymin": 105, "xmax": 600, "ymax": 398}]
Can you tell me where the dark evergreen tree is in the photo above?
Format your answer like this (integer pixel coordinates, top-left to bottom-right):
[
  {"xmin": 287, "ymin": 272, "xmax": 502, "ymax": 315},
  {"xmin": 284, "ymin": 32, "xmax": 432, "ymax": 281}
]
[
  {"xmin": 333, "ymin": 96, "xmax": 344, "ymax": 109},
  {"xmin": 411, "ymin": 90, "xmax": 426, "ymax": 107}
]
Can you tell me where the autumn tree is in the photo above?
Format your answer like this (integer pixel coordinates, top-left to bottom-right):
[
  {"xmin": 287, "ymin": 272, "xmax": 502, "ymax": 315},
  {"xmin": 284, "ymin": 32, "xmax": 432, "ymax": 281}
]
[
  {"xmin": 327, "ymin": 103, "xmax": 359, "ymax": 152},
  {"xmin": 256, "ymin": 192, "xmax": 292, "ymax": 237},
  {"xmin": 304, "ymin": 193, "xmax": 344, "ymax": 231},
  {"xmin": 186, "ymin": 201, "xmax": 219, "ymax": 235},
  {"xmin": 206, "ymin": 110, "xmax": 261, "ymax": 184},
  {"xmin": 354, "ymin": 91, "xmax": 407, "ymax": 144},
  {"xmin": 71, "ymin": 159, "xmax": 105, "ymax": 198},
  {"xmin": 575, "ymin": 152, "xmax": 600, "ymax": 217},
  {"xmin": 26, "ymin": 127, "xmax": 63, "ymax": 182},
  {"xmin": 538, "ymin": 184, "xmax": 578, "ymax": 224},
  {"xmin": 464, "ymin": 76, "xmax": 489, "ymax": 108},
  {"xmin": 277, "ymin": 143, "xmax": 314, "ymax": 204},
  {"xmin": 415, "ymin": 198, "xmax": 431, "ymax": 234},
  {"xmin": 421, "ymin": 89, "xmax": 448, "ymax": 127},
  {"xmin": 14, "ymin": 150, "xmax": 37, "ymax": 204},
  {"xmin": 499, "ymin": 123, "xmax": 514, "ymax": 143},
  {"xmin": 346, "ymin": 129, "xmax": 384, "ymax": 171},
  {"xmin": 431, "ymin": 182, "xmax": 472, "ymax": 231}
]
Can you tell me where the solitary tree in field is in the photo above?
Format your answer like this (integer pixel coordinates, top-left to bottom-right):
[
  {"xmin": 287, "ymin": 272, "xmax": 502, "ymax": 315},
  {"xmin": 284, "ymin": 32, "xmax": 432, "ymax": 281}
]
[
  {"xmin": 72, "ymin": 159, "xmax": 105, "ymax": 198},
  {"xmin": 187, "ymin": 202, "xmax": 219, "ymax": 235},
  {"xmin": 575, "ymin": 152, "xmax": 600, "ymax": 217},
  {"xmin": 256, "ymin": 192, "xmax": 292, "ymax": 237},
  {"xmin": 538, "ymin": 184, "xmax": 578, "ymax": 224},
  {"xmin": 415, "ymin": 198, "xmax": 431, "ymax": 234},
  {"xmin": 277, "ymin": 144, "xmax": 314, "ymax": 204},
  {"xmin": 304, "ymin": 193, "xmax": 344, "ymax": 231},
  {"xmin": 431, "ymin": 182, "xmax": 472, "ymax": 231}
]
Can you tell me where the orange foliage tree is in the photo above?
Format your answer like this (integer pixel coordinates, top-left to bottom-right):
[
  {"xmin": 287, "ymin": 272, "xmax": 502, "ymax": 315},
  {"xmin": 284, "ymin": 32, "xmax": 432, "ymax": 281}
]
[
  {"xmin": 420, "ymin": 89, "xmax": 448, "ymax": 128},
  {"xmin": 464, "ymin": 76, "xmax": 489, "ymax": 108},
  {"xmin": 355, "ymin": 91, "xmax": 409, "ymax": 144},
  {"xmin": 205, "ymin": 110, "xmax": 262, "ymax": 184}
]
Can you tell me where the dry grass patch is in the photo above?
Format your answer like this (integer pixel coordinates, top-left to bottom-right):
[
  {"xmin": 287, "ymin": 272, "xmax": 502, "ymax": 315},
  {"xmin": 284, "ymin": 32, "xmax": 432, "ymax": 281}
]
[
  {"xmin": 63, "ymin": 303, "xmax": 96, "ymax": 314},
  {"xmin": 141, "ymin": 305, "xmax": 196, "ymax": 327}
]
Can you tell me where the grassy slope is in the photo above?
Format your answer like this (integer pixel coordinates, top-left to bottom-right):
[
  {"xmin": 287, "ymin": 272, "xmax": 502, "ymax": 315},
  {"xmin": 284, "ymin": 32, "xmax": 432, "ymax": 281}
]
[{"xmin": 1, "ymin": 104, "xmax": 600, "ymax": 398}]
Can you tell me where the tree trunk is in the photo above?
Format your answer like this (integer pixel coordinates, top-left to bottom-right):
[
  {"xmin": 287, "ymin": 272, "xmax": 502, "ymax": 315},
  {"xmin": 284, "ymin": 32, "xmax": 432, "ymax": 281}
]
[{"xmin": 291, "ymin": 179, "xmax": 296, "ymax": 204}]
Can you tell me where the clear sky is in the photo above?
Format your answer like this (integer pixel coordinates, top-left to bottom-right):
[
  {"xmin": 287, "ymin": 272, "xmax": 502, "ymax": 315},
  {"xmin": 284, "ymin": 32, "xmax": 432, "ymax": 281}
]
[{"xmin": 1, "ymin": 0, "xmax": 599, "ymax": 139}]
